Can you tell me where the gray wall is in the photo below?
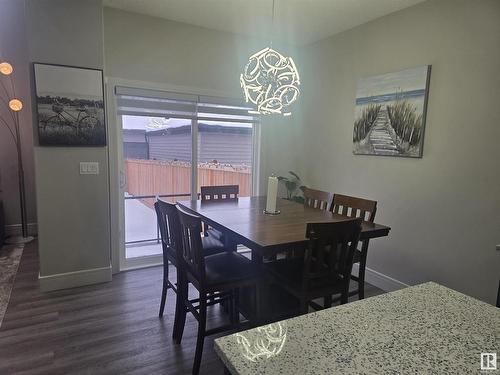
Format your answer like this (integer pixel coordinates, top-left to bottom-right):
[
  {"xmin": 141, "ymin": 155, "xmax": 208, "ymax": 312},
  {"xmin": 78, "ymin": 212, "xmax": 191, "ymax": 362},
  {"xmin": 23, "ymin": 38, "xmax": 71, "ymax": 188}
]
[
  {"xmin": 291, "ymin": 0, "xmax": 500, "ymax": 304},
  {"xmin": 26, "ymin": 0, "xmax": 111, "ymax": 287},
  {"xmin": 0, "ymin": 0, "xmax": 37, "ymax": 233},
  {"xmin": 103, "ymin": 8, "xmax": 298, "ymax": 95}
]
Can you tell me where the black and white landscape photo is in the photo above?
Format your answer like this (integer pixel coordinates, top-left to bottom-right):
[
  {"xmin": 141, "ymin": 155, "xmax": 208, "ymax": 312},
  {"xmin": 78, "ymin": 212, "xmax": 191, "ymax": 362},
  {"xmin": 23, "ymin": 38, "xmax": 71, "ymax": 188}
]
[
  {"xmin": 353, "ymin": 66, "xmax": 431, "ymax": 158},
  {"xmin": 34, "ymin": 63, "xmax": 106, "ymax": 146}
]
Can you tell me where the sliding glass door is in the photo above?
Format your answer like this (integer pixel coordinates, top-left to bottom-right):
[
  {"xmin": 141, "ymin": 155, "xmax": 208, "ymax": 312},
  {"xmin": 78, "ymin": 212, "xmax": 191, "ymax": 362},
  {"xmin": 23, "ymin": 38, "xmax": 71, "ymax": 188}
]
[
  {"xmin": 114, "ymin": 86, "xmax": 259, "ymax": 269},
  {"xmin": 122, "ymin": 115, "xmax": 191, "ymax": 261}
]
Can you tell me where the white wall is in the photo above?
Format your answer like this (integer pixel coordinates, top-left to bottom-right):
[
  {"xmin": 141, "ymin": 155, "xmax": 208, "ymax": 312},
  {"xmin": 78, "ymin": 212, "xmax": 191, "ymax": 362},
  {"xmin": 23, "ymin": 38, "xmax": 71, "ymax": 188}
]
[
  {"xmin": 0, "ymin": 0, "xmax": 37, "ymax": 235},
  {"xmin": 26, "ymin": 0, "xmax": 111, "ymax": 290},
  {"xmin": 291, "ymin": 0, "xmax": 500, "ymax": 304}
]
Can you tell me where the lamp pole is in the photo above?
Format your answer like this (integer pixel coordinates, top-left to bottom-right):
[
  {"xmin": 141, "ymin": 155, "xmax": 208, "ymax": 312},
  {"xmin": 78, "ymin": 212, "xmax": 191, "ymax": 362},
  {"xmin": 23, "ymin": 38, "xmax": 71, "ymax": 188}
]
[
  {"xmin": 15, "ymin": 111, "xmax": 28, "ymax": 238},
  {"xmin": 0, "ymin": 60, "xmax": 33, "ymax": 243}
]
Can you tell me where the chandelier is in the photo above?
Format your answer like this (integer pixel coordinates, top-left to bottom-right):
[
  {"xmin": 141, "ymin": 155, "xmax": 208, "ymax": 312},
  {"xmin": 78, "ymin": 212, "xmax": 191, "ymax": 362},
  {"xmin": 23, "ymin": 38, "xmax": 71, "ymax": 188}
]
[{"xmin": 240, "ymin": 1, "xmax": 300, "ymax": 116}]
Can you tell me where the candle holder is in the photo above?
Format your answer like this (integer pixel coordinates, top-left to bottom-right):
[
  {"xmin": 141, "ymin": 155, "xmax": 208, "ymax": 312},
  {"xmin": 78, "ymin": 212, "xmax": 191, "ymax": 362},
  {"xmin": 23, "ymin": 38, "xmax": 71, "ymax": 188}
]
[{"xmin": 263, "ymin": 209, "xmax": 281, "ymax": 215}]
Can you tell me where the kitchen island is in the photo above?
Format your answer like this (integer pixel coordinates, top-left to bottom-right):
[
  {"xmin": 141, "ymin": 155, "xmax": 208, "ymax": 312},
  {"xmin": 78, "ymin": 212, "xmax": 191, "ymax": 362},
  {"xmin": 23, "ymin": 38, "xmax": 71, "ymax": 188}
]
[{"xmin": 215, "ymin": 282, "xmax": 499, "ymax": 374}]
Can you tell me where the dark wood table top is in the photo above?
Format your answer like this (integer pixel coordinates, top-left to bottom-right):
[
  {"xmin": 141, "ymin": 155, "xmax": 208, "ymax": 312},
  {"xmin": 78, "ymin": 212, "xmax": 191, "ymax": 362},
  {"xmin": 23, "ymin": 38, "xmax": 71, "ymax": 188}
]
[{"xmin": 177, "ymin": 197, "xmax": 390, "ymax": 252}]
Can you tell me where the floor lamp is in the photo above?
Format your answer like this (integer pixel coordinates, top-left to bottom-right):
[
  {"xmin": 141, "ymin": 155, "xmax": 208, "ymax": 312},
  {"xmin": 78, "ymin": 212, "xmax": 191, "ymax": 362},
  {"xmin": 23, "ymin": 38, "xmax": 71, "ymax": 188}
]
[{"xmin": 0, "ymin": 60, "xmax": 33, "ymax": 244}]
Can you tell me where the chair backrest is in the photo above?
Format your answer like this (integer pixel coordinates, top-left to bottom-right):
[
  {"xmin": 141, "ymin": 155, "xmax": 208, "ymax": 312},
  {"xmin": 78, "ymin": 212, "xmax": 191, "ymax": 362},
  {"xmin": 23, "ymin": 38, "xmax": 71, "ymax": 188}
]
[
  {"xmin": 331, "ymin": 194, "xmax": 377, "ymax": 222},
  {"xmin": 176, "ymin": 206, "xmax": 205, "ymax": 285},
  {"xmin": 303, "ymin": 218, "xmax": 362, "ymax": 289},
  {"xmin": 303, "ymin": 187, "xmax": 334, "ymax": 211},
  {"xmin": 154, "ymin": 199, "xmax": 182, "ymax": 266},
  {"xmin": 200, "ymin": 185, "xmax": 239, "ymax": 201}
]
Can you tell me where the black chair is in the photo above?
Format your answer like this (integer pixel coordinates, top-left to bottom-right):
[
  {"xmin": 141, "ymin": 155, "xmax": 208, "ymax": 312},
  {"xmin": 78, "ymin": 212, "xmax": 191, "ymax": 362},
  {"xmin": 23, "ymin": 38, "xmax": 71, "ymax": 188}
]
[
  {"xmin": 200, "ymin": 185, "xmax": 239, "ymax": 243},
  {"xmin": 331, "ymin": 194, "xmax": 377, "ymax": 300},
  {"xmin": 175, "ymin": 206, "xmax": 259, "ymax": 374},
  {"xmin": 265, "ymin": 218, "xmax": 362, "ymax": 314},
  {"xmin": 200, "ymin": 185, "xmax": 239, "ymax": 201},
  {"xmin": 154, "ymin": 199, "xmax": 226, "ymax": 320}
]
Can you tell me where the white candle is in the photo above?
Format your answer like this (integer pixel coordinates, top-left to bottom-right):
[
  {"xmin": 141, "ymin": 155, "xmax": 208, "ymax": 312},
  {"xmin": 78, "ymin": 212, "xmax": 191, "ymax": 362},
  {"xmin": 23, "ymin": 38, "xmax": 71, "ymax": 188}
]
[{"xmin": 266, "ymin": 176, "xmax": 279, "ymax": 213}]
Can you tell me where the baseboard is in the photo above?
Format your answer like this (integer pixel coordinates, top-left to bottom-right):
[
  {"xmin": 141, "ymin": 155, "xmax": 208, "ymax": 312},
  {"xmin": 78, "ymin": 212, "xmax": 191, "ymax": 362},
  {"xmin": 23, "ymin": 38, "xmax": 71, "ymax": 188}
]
[
  {"xmin": 39, "ymin": 265, "xmax": 112, "ymax": 292},
  {"xmin": 5, "ymin": 223, "xmax": 38, "ymax": 237},
  {"xmin": 352, "ymin": 263, "xmax": 409, "ymax": 292}
]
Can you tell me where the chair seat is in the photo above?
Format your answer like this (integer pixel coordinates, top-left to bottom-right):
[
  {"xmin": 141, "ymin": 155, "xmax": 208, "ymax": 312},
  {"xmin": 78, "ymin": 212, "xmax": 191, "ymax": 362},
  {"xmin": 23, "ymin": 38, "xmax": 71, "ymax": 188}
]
[
  {"xmin": 265, "ymin": 258, "xmax": 345, "ymax": 297},
  {"xmin": 164, "ymin": 237, "xmax": 224, "ymax": 265},
  {"xmin": 204, "ymin": 252, "xmax": 259, "ymax": 289},
  {"xmin": 201, "ymin": 235, "xmax": 226, "ymax": 255}
]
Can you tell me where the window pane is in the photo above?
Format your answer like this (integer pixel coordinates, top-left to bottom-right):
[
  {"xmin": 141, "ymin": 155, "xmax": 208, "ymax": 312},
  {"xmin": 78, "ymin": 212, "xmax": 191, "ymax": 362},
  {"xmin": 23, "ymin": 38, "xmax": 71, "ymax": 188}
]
[
  {"xmin": 123, "ymin": 116, "xmax": 192, "ymax": 258},
  {"xmin": 197, "ymin": 121, "xmax": 253, "ymax": 197}
]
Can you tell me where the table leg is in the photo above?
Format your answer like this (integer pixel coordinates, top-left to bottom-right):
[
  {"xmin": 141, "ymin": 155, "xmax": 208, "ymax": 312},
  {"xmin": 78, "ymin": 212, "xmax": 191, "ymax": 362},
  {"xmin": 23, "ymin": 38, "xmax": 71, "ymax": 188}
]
[{"xmin": 224, "ymin": 233, "xmax": 237, "ymax": 252}]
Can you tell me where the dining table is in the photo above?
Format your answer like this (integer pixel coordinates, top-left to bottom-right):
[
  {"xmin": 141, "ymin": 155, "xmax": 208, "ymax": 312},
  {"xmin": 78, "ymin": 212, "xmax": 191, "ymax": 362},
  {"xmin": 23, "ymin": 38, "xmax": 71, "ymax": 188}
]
[
  {"xmin": 214, "ymin": 282, "xmax": 500, "ymax": 374},
  {"xmin": 177, "ymin": 196, "xmax": 391, "ymax": 261},
  {"xmin": 177, "ymin": 196, "xmax": 392, "ymax": 321}
]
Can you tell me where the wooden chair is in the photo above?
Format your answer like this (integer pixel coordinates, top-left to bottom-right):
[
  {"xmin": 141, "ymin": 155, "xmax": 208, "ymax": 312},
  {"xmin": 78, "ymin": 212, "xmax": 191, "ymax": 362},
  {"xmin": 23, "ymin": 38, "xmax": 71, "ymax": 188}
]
[
  {"xmin": 175, "ymin": 206, "xmax": 259, "ymax": 375},
  {"xmin": 200, "ymin": 185, "xmax": 239, "ymax": 201},
  {"xmin": 303, "ymin": 187, "xmax": 334, "ymax": 211},
  {"xmin": 154, "ymin": 199, "xmax": 226, "ymax": 321},
  {"xmin": 331, "ymin": 193, "xmax": 377, "ymax": 300},
  {"xmin": 281, "ymin": 187, "xmax": 334, "ymax": 261},
  {"xmin": 200, "ymin": 185, "xmax": 239, "ymax": 244},
  {"xmin": 265, "ymin": 218, "xmax": 362, "ymax": 315}
]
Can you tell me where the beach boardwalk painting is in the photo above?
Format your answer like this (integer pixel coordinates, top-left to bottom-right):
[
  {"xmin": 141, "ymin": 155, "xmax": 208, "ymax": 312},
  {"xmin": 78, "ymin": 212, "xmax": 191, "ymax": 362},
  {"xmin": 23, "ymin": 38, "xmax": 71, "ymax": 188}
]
[
  {"xmin": 34, "ymin": 63, "xmax": 106, "ymax": 146},
  {"xmin": 353, "ymin": 66, "xmax": 431, "ymax": 157}
]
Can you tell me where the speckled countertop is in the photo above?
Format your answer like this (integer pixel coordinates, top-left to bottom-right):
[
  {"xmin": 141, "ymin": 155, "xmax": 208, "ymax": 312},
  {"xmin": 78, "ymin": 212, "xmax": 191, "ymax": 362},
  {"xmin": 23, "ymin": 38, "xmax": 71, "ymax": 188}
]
[{"xmin": 214, "ymin": 282, "xmax": 500, "ymax": 374}]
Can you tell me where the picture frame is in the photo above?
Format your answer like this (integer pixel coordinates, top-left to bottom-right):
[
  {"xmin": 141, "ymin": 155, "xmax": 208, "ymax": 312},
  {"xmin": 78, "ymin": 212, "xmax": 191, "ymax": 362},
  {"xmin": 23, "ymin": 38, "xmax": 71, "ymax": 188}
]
[
  {"xmin": 33, "ymin": 63, "xmax": 106, "ymax": 146},
  {"xmin": 353, "ymin": 65, "xmax": 431, "ymax": 158}
]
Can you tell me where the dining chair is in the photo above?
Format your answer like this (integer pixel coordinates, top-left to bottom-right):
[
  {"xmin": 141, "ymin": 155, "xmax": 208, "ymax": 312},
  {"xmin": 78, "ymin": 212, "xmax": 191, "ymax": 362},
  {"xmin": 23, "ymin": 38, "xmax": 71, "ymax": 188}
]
[
  {"xmin": 200, "ymin": 184, "xmax": 239, "ymax": 201},
  {"xmin": 154, "ymin": 199, "xmax": 226, "ymax": 320},
  {"xmin": 279, "ymin": 187, "xmax": 335, "ymax": 261},
  {"xmin": 331, "ymin": 193, "xmax": 377, "ymax": 300},
  {"xmin": 175, "ymin": 206, "xmax": 259, "ymax": 375},
  {"xmin": 303, "ymin": 187, "xmax": 334, "ymax": 211},
  {"xmin": 265, "ymin": 218, "xmax": 362, "ymax": 315},
  {"xmin": 200, "ymin": 185, "xmax": 239, "ymax": 243}
]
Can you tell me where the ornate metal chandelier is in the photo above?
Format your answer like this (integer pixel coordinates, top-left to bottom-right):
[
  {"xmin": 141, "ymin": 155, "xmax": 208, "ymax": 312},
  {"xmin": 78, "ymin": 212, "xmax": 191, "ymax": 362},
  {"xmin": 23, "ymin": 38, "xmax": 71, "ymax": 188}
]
[{"xmin": 240, "ymin": 1, "xmax": 300, "ymax": 116}]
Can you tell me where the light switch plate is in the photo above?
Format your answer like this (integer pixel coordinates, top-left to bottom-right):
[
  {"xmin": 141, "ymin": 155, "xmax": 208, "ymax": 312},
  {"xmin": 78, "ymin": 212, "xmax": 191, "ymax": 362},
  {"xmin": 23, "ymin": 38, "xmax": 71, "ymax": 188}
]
[{"xmin": 80, "ymin": 162, "xmax": 99, "ymax": 175}]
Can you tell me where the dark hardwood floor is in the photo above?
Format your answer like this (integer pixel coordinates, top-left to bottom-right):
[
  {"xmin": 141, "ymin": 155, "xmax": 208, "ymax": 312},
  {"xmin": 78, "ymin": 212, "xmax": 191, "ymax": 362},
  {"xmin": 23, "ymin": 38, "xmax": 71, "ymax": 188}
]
[{"xmin": 0, "ymin": 241, "xmax": 384, "ymax": 375}]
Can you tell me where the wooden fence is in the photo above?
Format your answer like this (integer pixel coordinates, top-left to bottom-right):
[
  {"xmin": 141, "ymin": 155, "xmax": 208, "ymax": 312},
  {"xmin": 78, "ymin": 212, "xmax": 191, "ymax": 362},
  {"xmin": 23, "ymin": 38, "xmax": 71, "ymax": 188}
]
[{"xmin": 125, "ymin": 159, "xmax": 252, "ymax": 206}]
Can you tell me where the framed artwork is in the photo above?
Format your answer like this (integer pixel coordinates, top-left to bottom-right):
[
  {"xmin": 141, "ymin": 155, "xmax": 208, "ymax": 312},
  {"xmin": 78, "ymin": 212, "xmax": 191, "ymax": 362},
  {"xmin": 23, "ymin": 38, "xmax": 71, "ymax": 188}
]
[
  {"xmin": 353, "ymin": 65, "xmax": 431, "ymax": 158},
  {"xmin": 34, "ymin": 63, "xmax": 106, "ymax": 146}
]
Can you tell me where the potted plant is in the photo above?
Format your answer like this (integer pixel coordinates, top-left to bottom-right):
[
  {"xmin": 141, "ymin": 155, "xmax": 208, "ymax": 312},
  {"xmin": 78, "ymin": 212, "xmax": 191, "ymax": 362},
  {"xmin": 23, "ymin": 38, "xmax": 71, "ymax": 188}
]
[{"xmin": 277, "ymin": 171, "xmax": 306, "ymax": 204}]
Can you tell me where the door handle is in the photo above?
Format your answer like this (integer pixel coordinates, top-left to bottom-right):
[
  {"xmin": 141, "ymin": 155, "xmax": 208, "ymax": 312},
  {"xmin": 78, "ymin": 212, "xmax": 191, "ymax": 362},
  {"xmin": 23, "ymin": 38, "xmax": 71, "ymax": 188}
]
[{"xmin": 119, "ymin": 170, "xmax": 126, "ymax": 189}]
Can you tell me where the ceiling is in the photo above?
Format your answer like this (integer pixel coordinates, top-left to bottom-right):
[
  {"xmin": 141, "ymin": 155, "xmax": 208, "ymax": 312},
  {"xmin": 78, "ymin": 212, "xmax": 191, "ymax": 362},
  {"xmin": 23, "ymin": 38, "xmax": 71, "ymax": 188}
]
[{"xmin": 103, "ymin": 0, "xmax": 427, "ymax": 45}]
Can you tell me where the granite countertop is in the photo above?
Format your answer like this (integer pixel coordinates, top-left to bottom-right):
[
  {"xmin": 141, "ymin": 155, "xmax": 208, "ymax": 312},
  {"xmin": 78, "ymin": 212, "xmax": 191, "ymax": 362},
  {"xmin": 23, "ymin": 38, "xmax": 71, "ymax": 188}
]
[{"xmin": 214, "ymin": 282, "xmax": 500, "ymax": 374}]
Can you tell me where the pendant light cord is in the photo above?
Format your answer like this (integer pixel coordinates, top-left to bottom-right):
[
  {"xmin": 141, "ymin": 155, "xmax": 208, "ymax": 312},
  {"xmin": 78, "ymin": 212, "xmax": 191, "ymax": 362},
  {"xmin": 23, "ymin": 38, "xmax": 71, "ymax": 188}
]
[{"xmin": 271, "ymin": 0, "xmax": 275, "ymax": 47}]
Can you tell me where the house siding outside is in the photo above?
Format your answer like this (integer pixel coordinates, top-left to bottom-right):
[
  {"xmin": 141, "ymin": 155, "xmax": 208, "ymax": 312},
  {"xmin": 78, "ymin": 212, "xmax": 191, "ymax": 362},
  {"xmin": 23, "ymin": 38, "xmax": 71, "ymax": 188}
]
[
  {"xmin": 148, "ymin": 132, "xmax": 192, "ymax": 162},
  {"xmin": 123, "ymin": 129, "xmax": 148, "ymax": 159},
  {"xmin": 146, "ymin": 124, "xmax": 252, "ymax": 165}
]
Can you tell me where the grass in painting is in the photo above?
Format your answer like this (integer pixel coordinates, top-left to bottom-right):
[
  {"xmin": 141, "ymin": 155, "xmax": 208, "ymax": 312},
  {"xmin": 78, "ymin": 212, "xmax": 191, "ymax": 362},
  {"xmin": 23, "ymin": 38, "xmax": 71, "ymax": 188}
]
[
  {"xmin": 386, "ymin": 99, "xmax": 423, "ymax": 149},
  {"xmin": 38, "ymin": 125, "xmax": 106, "ymax": 146},
  {"xmin": 353, "ymin": 103, "xmax": 381, "ymax": 142}
]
